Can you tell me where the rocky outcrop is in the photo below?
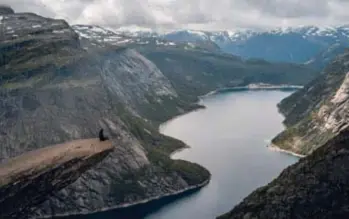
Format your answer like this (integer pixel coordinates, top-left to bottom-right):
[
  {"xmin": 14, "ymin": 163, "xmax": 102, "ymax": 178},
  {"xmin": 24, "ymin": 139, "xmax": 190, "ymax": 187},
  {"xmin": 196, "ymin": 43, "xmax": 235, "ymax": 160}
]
[
  {"xmin": 0, "ymin": 139, "xmax": 114, "ymax": 219},
  {"xmin": 0, "ymin": 5, "xmax": 14, "ymax": 15},
  {"xmin": 271, "ymin": 50, "xmax": 349, "ymax": 155},
  {"xmin": 0, "ymin": 8, "xmax": 210, "ymax": 218},
  {"xmin": 0, "ymin": 10, "xmax": 80, "ymax": 83},
  {"xmin": 218, "ymin": 128, "xmax": 349, "ymax": 219}
]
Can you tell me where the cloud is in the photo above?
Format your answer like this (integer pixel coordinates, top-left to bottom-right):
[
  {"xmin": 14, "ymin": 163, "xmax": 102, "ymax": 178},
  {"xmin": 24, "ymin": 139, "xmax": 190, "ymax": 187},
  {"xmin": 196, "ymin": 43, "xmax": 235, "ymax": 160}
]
[{"xmin": 3, "ymin": 0, "xmax": 349, "ymax": 31}]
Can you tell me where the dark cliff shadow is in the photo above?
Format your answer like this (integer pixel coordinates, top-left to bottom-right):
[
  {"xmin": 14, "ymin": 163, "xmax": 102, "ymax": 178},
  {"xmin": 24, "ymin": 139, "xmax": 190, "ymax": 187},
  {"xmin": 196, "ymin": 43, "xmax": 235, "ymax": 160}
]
[{"xmin": 54, "ymin": 186, "xmax": 204, "ymax": 219}]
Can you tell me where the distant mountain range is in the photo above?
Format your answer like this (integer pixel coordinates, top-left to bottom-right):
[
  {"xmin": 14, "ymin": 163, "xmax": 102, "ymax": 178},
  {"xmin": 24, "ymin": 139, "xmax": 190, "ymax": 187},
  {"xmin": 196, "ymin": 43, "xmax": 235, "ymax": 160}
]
[
  {"xmin": 116, "ymin": 26, "xmax": 349, "ymax": 68},
  {"xmin": 72, "ymin": 24, "xmax": 318, "ymax": 91},
  {"xmin": 73, "ymin": 25, "xmax": 221, "ymax": 52}
]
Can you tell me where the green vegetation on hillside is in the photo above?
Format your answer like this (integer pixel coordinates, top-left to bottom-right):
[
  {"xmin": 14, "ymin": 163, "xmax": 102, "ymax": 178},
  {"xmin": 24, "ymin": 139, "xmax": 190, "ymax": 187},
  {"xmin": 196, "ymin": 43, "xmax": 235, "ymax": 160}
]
[
  {"xmin": 271, "ymin": 50, "xmax": 349, "ymax": 155},
  {"xmin": 139, "ymin": 47, "xmax": 319, "ymax": 99}
]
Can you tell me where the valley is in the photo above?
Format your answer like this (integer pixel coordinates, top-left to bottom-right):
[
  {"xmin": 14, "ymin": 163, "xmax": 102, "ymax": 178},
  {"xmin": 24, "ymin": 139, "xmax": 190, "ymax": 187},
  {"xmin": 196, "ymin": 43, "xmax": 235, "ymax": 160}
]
[{"xmin": 2, "ymin": 3, "xmax": 349, "ymax": 219}]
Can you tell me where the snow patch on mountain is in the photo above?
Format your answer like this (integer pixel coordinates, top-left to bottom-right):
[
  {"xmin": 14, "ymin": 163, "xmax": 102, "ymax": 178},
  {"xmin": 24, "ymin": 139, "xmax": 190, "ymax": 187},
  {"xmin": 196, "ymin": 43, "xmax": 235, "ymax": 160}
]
[
  {"xmin": 73, "ymin": 25, "xmax": 134, "ymax": 46},
  {"xmin": 185, "ymin": 30, "xmax": 208, "ymax": 40},
  {"xmin": 115, "ymin": 25, "xmax": 349, "ymax": 45},
  {"xmin": 331, "ymin": 72, "xmax": 349, "ymax": 104}
]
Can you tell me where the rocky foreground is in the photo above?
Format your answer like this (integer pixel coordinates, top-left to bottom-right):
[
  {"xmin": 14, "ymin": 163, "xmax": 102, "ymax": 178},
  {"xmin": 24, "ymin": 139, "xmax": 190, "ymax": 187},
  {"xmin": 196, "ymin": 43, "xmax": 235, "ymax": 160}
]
[
  {"xmin": 218, "ymin": 128, "xmax": 349, "ymax": 219},
  {"xmin": 0, "ymin": 139, "xmax": 114, "ymax": 219}
]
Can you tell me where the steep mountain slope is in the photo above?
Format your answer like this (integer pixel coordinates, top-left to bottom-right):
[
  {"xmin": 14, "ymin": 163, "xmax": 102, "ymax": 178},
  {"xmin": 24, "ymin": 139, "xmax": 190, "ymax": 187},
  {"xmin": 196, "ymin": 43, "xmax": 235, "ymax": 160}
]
[
  {"xmin": 0, "ymin": 139, "xmax": 113, "ymax": 219},
  {"xmin": 306, "ymin": 43, "xmax": 349, "ymax": 70},
  {"xmin": 74, "ymin": 25, "xmax": 219, "ymax": 53},
  {"xmin": 160, "ymin": 30, "xmax": 221, "ymax": 52},
  {"xmin": 0, "ymin": 9, "xmax": 210, "ymax": 218},
  {"xmin": 218, "ymin": 128, "xmax": 349, "ymax": 219},
  {"xmin": 139, "ymin": 47, "xmax": 318, "ymax": 97},
  {"xmin": 0, "ymin": 8, "xmax": 322, "ymax": 219},
  {"xmin": 207, "ymin": 26, "xmax": 349, "ymax": 65},
  {"xmin": 117, "ymin": 27, "xmax": 349, "ymax": 66},
  {"xmin": 74, "ymin": 25, "xmax": 319, "ymax": 92},
  {"xmin": 271, "ymin": 50, "xmax": 349, "ymax": 155}
]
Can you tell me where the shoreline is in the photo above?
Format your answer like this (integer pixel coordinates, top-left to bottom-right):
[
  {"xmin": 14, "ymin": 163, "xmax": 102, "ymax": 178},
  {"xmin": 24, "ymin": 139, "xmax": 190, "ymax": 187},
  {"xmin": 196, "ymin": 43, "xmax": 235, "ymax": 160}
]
[
  {"xmin": 51, "ymin": 86, "xmax": 300, "ymax": 219},
  {"xmin": 169, "ymin": 146, "xmax": 190, "ymax": 159},
  {"xmin": 158, "ymin": 106, "xmax": 206, "ymax": 133},
  {"xmin": 47, "ymin": 104, "xmax": 211, "ymax": 219},
  {"xmin": 268, "ymin": 143, "xmax": 306, "ymax": 158},
  {"xmin": 46, "ymin": 179, "xmax": 210, "ymax": 219},
  {"xmin": 198, "ymin": 84, "xmax": 302, "ymax": 98}
]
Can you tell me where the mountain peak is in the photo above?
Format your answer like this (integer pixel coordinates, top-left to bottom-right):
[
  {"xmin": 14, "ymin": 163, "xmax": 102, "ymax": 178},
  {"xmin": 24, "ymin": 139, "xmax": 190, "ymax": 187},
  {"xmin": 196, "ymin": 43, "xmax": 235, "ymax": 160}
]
[{"xmin": 0, "ymin": 5, "xmax": 14, "ymax": 15}]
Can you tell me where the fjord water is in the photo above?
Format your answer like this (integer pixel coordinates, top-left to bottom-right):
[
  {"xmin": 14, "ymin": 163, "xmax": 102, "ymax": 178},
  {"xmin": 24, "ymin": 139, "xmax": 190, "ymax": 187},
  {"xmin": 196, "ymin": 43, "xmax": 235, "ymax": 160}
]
[
  {"xmin": 146, "ymin": 90, "xmax": 299, "ymax": 219},
  {"xmin": 64, "ymin": 91, "xmax": 299, "ymax": 219}
]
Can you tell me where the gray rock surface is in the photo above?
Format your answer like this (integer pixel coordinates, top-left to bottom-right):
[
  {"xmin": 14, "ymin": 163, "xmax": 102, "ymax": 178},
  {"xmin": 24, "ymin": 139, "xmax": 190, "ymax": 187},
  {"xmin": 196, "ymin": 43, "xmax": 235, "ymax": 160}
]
[
  {"xmin": 0, "ymin": 8, "xmax": 210, "ymax": 218},
  {"xmin": 0, "ymin": 6, "xmax": 319, "ymax": 218},
  {"xmin": 272, "ymin": 50, "xmax": 349, "ymax": 155},
  {"xmin": 0, "ymin": 139, "xmax": 114, "ymax": 219}
]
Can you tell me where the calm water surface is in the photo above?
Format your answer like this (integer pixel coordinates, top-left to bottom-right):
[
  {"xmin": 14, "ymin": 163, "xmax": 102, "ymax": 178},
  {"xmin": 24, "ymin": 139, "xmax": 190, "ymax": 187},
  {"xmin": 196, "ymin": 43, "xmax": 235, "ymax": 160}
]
[
  {"xmin": 64, "ymin": 91, "xmax": 299, "ymax": 219},
  {"xmin": 145, "ymin": 90, "xmax": 299, "ymax": 219}
]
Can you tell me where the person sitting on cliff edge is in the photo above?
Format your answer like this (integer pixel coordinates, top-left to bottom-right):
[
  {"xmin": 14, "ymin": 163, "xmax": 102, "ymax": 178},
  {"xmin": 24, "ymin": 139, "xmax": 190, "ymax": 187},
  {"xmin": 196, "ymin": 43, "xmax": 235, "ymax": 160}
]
[{"xmin": 99, "ymin": 129, "xmax": 109, "ymax": 141}]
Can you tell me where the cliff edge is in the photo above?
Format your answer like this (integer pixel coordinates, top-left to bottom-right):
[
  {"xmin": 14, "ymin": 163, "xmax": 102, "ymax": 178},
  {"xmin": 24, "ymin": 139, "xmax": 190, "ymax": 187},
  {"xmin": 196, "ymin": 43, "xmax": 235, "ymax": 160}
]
[
  {"xmin": 0, "ymin": 7, "xmax": 210, "ymax": 218},
  {"xmin": 0, "ymin": 139, "xmax": 113, "ymax": 219}
]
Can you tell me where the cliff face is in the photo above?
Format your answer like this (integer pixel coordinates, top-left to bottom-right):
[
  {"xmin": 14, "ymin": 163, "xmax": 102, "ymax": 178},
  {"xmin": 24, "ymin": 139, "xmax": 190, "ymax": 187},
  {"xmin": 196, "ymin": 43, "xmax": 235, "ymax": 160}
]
[
  {"xmin": 141, "ymin": 47, "xmax": 319, "ymax": 94},
  {"xmin": 0, "ymin": 11, "xmax": 80, "ymax": 83},
  {"xmin": 0, "ymin": 139, "xmax": 113, "ymax": 219},
  {"xmin": 72, "ymin": 24, "xmax": 319, "ymax": 98},
  {"xmin": 271, "ymin": 50, "xmax": 349, "ymax": 155},
  {"xmin": 218, "ymin": 128, "xmax": 349, "ymax": 219},
  {"xmin": 0, "ymin": 7, "xmax": 319, "ymax": 218},
  {"xmin": 0, "ymin": 9, "xmax": 209, "ymax": 218}
]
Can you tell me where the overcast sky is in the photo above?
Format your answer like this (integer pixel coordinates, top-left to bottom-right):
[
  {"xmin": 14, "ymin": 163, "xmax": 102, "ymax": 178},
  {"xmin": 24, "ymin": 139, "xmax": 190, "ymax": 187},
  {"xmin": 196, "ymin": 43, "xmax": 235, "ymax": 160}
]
[{"xmin": 2, "ymin": 0, "xmax": 349, "ymax": 31}]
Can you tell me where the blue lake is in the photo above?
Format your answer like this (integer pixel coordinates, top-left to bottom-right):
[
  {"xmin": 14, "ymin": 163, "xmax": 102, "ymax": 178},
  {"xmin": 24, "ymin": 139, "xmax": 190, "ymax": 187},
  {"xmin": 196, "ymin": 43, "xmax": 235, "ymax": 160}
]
[
  {"xmin": 64, "ymin": 91, "xmax": 299, "ymax": 219},
  {"xmin": 146, "ymin": 90, "xmax": 299, "ymax": 219}
]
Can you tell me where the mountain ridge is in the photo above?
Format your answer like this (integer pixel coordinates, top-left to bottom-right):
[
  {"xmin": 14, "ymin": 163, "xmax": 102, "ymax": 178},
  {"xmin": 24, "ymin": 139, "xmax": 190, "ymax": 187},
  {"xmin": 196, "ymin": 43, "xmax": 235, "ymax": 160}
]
[
  {"xmin": 271, "ymin": 49, "xmax": 349, "ymax": 156},
  {"xmin": 115, "ymin": 25, "xmax": 349, "ymax": 67}
]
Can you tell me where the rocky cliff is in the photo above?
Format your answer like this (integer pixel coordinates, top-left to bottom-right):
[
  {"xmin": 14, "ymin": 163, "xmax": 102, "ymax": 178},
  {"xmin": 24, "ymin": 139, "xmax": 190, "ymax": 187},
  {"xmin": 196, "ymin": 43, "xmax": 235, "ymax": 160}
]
[
  {"xmin": 0, "ymin": 139, "xmax": 114, "ymax": 219},
  {"xmin": 271, "ymin": 49, "xmax": 349, "ymax": 155},
  {"xmin": 218, "ymin": 128, "xmax": 349, "ymax": 219},
  {"xmin": 0, "ymin": 8, "xmax": 209, "ymax": 218},
  {"xmin": 0, "ymin": 7, "xmax": 320, "ymax": 218}
]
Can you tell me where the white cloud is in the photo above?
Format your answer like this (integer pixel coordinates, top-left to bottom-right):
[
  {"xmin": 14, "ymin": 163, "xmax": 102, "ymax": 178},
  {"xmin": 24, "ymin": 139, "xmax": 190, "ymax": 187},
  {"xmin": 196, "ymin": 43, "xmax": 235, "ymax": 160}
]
[{"xmin": 3, "ymin": 0, "xmax": 349, "ymax": 31}]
